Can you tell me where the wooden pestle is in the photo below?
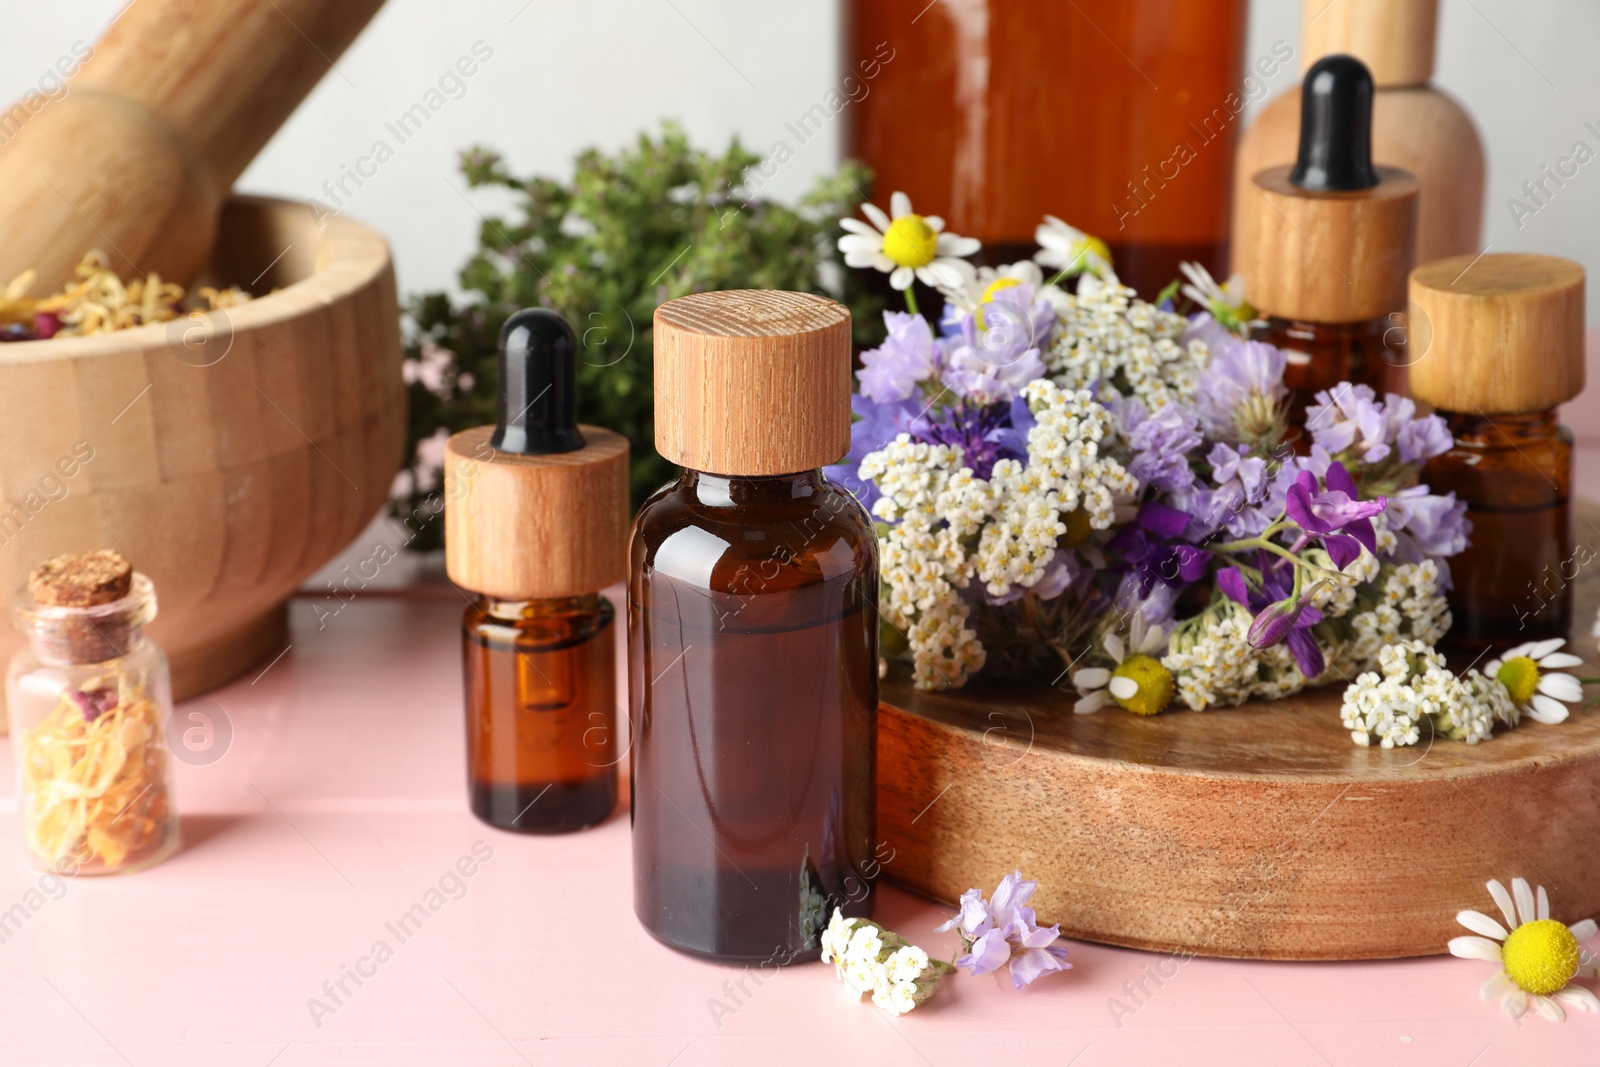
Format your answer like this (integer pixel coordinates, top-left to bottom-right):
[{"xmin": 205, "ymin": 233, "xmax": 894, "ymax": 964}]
[{"xmin": 0, "ymin": 0, "xmax": 387, "ymax": 291}]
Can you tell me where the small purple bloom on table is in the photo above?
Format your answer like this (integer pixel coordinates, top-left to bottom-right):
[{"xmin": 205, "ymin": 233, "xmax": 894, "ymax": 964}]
[
  {"xmin": 1217, "ymin": 563, "xmax": 1326, "ymax": 678},
  {"xmin": 1107, "ymin": 502, "xmax": 1209, "ymax": 597},
  {"xmin": 937, "ymin": 871, "xmax": 1072, "ymax": 990},
  {"xmin": 1284, "ymin": 461, "xmax": 1385, "ymax": 570}
]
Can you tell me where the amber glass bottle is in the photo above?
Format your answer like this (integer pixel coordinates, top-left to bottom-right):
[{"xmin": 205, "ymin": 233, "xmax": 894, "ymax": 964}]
[
  {"xmin": 1235, "ymin": 56, "xmax": 1418, "ymax": 441},
  {"xmin": 847, "ymin": 0, "xmax": 1249, "ymax": 297},
  {"xmin": 462, "ymin": 594, "xmax": 616, "ymax": 831},
  {"xmin": 1409, "ymin": 254, "xmax": 1586, "ymax": 650},
  {"xmin": 445, "ymin": 309, "xmax": 631, "ymax": 833},
  {"xmin": 631, "ymin": 291, "xmax": 878, "ymax": 963}
]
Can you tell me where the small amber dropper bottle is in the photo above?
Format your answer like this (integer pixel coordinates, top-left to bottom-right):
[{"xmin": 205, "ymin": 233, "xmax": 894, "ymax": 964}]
[
  {"xmin": 1236, "ymin": 54, "xmax": 1420, "ymax": 440},
  {"xmin": 1408, "ymin": 254, "xmax": 1586, "ymax": 651},
  {"xmin": 444, "ymin": 310, "xmax": 630, "ymax": 833},
  {"xmin": 630, "ymin": 290, "xmax": 879, "ymax": 963}
]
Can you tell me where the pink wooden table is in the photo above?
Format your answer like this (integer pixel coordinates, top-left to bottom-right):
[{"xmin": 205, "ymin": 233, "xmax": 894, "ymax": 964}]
[{"xmin": 0, "ymin": 589, "xmax": 1594, "ymax": 1066}]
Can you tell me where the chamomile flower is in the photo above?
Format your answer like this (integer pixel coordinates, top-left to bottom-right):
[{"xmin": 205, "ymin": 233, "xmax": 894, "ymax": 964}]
[
  {"xmin": 1178, "ymin": 260, "xmax": 1261, "ymax": 334},
  {"xmin": 1449, "ymin": 876, "xmax": 1600, "ymax": 1021},
  {"xmin": 838, "ymin": 191, "xmax": 981, "ymax": 292},
  {"xmin": 1033, "ymin": 215, "xmax": 1113, "ymax": 281},
  {"xmin": 1072, "ymin": 614, "xmax": 1173, "ymax": 715},
  {"xmin": 1483, "ymin": 638, "xmax": 1586, "ymax": 724}
]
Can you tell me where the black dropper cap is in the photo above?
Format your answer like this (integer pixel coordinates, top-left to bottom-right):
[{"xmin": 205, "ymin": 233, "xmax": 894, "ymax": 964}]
[
  {"xmin": 491, "ymin": 308, "xmax": 585, "ymax": 455},
  {"xmin": 1289, "ymin": 54, "xmax": 1380, "ymax": 193}
]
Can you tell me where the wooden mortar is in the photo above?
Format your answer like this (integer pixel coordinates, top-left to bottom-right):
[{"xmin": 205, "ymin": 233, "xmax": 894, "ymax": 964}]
[{"xmin": 0, "ymin": 195, "xmax": 405, "ymax": 706}]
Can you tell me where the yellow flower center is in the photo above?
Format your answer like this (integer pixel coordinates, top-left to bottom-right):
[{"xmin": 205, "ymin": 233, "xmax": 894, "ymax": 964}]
[
  {"xmin": 1076, "ymin": 235, "xmax": 1112, "ymax": 268},
  {"xmin": 1111, "ymin": 654, "xmax": 1174, "ymax": 716},
  {"xmin": 1497, "ymin": 655, "xmax": 1541, "ymax": 706},
  {"xmin": 1502, "ymin": 919, "xmax": 1580, "ymax": 996},
  {"xmin": 883, "ymin": 215, "xmax": 939, "ymax": 269}
]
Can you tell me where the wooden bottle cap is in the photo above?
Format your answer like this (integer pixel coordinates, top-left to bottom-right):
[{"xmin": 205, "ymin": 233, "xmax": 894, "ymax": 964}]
[
  {"xmin": 443, "ymin": 310, "xmax": 630, "ymax": 601},
  {"xmin": 1239, "ymin": 164, "xmax": 1419, "ymax": 324},
  {"xmin": 444, "ymin": 426, "xmax": 630, "ymax": 600},
  {"xmin": 1407, "ymin": 253, "xmax": 1586, "ymax": 413},
  {"xmin": 654, "ymin": 290, "xmax": 852, "ymax": 476},
  {"xmin": 1302, "ymin": 0, "xmax": 1437, "ymax": 87}
]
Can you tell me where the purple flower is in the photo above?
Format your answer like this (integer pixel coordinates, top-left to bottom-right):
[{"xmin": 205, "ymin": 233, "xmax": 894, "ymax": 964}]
[
  {"xmin": 1284, "ymin": 461, "xmax": 1385, "ymax": 569},
  {"xmin": 857, "ymin": 311, "xmax": 942, "ymax": 403},
  {"xmin": 937, "ymin": 871, "xmax": 1072, "ymax": 990},
  {"xmin": 1396, "ymin": 410, "xmax": 1454, "ymax": 464},
  {"xmin": 939, "ymin": 287, "xmax": 1052, "ymax": 404},
  {"xmin": 1117, "ymin": 397, "xmax": 1202, "ymax": 493},
  {"xmin": 1217, "ymin": 561, "xmax": 1326, "ymax": 678},
  {"xmin": 1107, "ymin": 502, "xmax": 1210, "ymax": 597},
  {"xmin": 1190, "ymin": 321, "xmax": 1288, "ymax": 440},
  {"xmin": 924, "ymin": 400, "xmax": 1026, "ymax": 481},
  {"xmin": 69, "ymin": 686, "xmax": 119, "ymax": 723},
  {"xmin": 1385, "ymin": 485, "xmax": 1471, "ymax": 560},
  {"xmin": 1305, "ymin": 383, "xmax": 1389, "ymax": 463}
]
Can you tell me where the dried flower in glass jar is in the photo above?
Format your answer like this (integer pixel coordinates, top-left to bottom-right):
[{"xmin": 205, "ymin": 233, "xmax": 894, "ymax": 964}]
[{"xmin": 7, "ymin": 550, "xmax": 179, "ymax": 874}]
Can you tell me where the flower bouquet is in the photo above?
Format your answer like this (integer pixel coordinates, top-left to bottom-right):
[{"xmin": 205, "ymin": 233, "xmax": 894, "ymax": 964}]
[{"xmin": 832, "ymin": 194, "xmax": 1585, "ymax": 746}]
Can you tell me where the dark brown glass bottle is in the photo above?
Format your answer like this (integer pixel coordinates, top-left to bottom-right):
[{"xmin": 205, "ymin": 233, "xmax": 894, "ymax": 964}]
[
  {"xmin": 1409, "ymin": 253, "xmax": 1587, "ymax": 652},
  {"xmin": 444, "ymin": 309, "xmax": 631, "ymax": 834},
  {"xmin": 631, "ymin": 290, "xmax": 878, "ymax": 963},
  {"xmin": 462, "ymin": 594, "xmax": 617, "ymax": 832},
  {"xmin": 1423, "ymin": 413, "xmax": 1572, "ymax": 647}
]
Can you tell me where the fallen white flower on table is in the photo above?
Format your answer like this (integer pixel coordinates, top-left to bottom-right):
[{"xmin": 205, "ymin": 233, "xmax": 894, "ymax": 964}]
[
  {"xmin": 1449, "ymin": 876, "xmax": 1600, "ymax": 1022},
  {"xmin": 821, "ymin": 909, "xmax": 953, "ymax": 1016}
]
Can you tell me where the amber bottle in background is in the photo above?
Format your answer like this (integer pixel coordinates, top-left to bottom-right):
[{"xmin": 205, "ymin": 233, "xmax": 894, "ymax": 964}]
[
  {"xmin": 1233, "ymin": 0, "xmax": 1486, "ymax": 272},
  {"xmin": 444, "ymin": 310, "xmax": 631, "ymax": 833},
  {"xmin": 1234, "ymin": 55, "xmax": 1418, "ymax": 440},
  {"xmin": 847, "ymin": 0, "xmax": 1248, "ymax": 297},
  {"xmin": 630, "ymin": 291, "xmax": 878, "ymax": 963},
  {"xmin": 1408, "ymin": 255, "xmax": 1586, "ymax": 651}
]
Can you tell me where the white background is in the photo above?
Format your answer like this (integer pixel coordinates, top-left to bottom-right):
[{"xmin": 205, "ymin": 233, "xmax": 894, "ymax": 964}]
[{"xmin": 5, "ymin": 1, "xmax": 1598, "ymax": 317}]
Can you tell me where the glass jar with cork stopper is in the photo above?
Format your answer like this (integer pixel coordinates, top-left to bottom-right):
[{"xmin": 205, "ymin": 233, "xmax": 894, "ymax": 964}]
[
  {"xmin": 7, "ymin": 550, "xmax": 180, "ymax": 875},
  {"xmin": 1234, "ymin": 54, "xmax": 1420, "ymax": 439},
  {"xmin": 1408, "ymin": 254, "xmax": 1586, "ymax": 650},
  {"xmin": 630, "ymin": 290, "xmax": 879, "ymax": 963},
  {"xmin": 444, "ymin": 309, "xmax": 631, "ymax": 834}
]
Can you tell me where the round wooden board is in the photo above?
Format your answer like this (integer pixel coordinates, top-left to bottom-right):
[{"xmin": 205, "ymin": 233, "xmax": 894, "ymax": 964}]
[{"xmin": 877, "ymin": 502, "xmax": 1600, "ymax": 960}]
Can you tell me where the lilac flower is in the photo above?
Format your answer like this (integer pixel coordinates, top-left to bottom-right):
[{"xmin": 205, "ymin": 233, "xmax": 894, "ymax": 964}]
[
  {"xmin": 1396, "ymin": 410, "xmax": 1454, "ymax": 464},
  {"xmin": 1117, "ymin": 397, "xmax": 1202, "ymax": 493},
  {"xmin": 939, "ymin": 286, "xmax": 1052, "ymax": 404},
  {"xmin": 1305, "ymin": 383, "xmax": 1390, "ymax": 462},
  {"xmin": 936, "ymin": 871, "xmax": 1072, "ymax": 990},
  {"xmin": 1385, "ymin": 485, "xmax": 1471, "ymax": 561},
  {"xmin": 1285, "ymin": 461, "xmax": 1385, "ymax": 569},
  {"xmin": 857, "ymin": 311, "xmax": 943, "ymax": 403},
  {"xmin": 1217, "ymin": 561, "xmax": 1326, "ymax": 678},
  {"xmin": 1107, "ymin": 502, "xmax": 1210, "ymax": 597},
  {"xmin": 1188, "ymin": 441, "xmax": 1269, "ymax": 534},
  {"xmin": 1190, "ymin": 320, "xmax": 1288, "ymax": 440}
]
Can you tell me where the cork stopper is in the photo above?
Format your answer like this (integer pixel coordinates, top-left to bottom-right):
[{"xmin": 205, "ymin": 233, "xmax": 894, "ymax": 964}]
[
  {"xmin": 1407, "ymin": 254, "xmax": 1586, "ymax": 413},
  {"xmin": 444, "ymin": 310, "xmax": 630, "ymax": 601},
  {"xmin": 1240, "ymin": 57, "xmax": 1419, "ymax": 323},
  {"xmin": 15, "ymin": 551, "xmax": 153, "ymax": 665},
  {"xmin": 28, "ymin": 550, "xmax": 132, "ymax": 607},
  {"xmin": 1302, "ymin": 0, "xmax": 1437, "ymax": 88},
  {"xmin": 653, "ymin": 290, "xmax": 851, "ymax": 476}
]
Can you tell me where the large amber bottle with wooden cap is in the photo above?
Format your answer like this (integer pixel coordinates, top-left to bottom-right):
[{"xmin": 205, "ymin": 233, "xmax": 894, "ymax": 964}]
[
  {"xmin": 1236, "ymin": 54, "xmax": 1419, "ymax": 438},
  {"xmin": 445, "ymin": 310, "xmax": 630, "ymax": 833},
  {"xmin": 630, "ymin": 290, "xmax": 879, "ymax": 962},
  {"xmin": 1233, "ymin": 0, "xmax": 1485, "ymax": 268},
  {"xmin": 1409, "ymin": 254, "xmax": 1586, "ymax": 649}
]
